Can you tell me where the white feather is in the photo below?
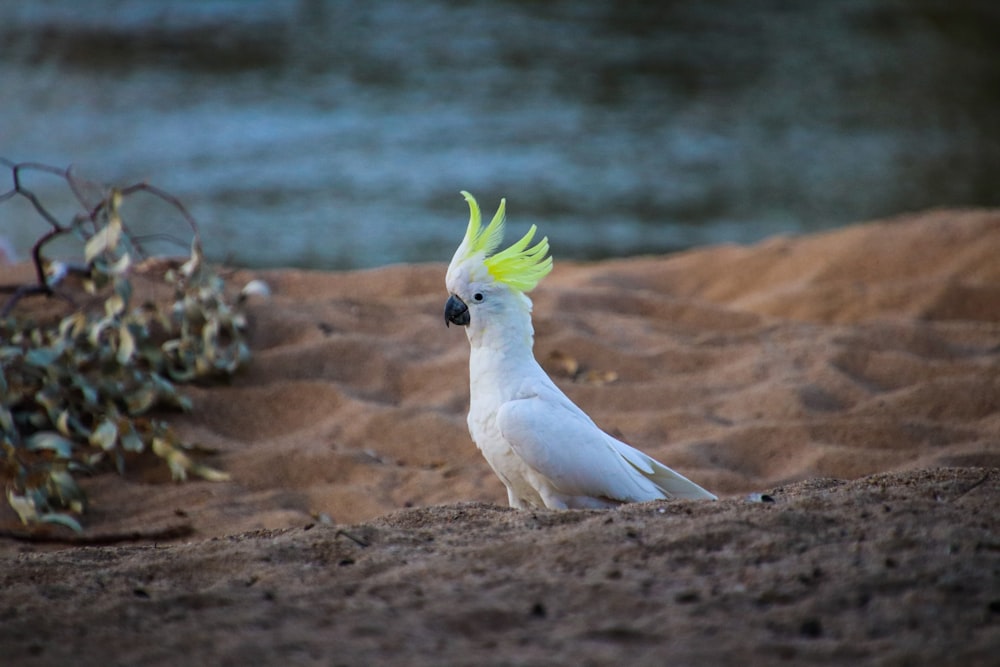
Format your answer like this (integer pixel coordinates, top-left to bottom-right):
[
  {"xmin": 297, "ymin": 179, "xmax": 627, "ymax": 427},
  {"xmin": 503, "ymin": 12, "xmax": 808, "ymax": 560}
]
[
  {"xmin": 446, "ymin": 199, "xmax": 716, "ymax": 509},
  {"xmin": 449, "ymin": 283, "xmax": 716, "ymax": 508},
  {"xmin": 491, "ymin": 364, "xmax": 716, "ymax": 508}
]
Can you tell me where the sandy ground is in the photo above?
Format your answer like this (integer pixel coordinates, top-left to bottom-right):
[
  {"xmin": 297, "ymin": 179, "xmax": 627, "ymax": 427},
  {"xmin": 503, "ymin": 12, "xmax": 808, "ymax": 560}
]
[{"xmin": 1, "ymin": 209, "xmax": 999, "ymax": 665}]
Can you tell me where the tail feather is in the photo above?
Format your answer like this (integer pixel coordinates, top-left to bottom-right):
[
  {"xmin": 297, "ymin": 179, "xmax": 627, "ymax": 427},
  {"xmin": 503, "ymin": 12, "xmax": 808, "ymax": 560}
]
[
  {"xmin": 646, "ymin": 460, "xmax": 717, "ymax": 500},
  {"xmin": 611, "ymin": 437, "xmax": 717, "ymax": 500}
]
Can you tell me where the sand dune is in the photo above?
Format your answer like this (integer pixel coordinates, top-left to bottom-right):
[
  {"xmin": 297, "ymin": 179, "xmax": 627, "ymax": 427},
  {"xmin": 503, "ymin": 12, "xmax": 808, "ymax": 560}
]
[
  {"xmin": 1, "ymin": 209, "xmax": 998, "ymax": 665},
  {"xmin": 80, "ymin": 207, "xmax": 994, "ymax": 536}
]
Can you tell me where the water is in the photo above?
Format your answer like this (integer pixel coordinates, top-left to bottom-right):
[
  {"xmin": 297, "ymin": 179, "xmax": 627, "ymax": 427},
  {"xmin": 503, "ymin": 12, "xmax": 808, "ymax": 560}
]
[{"xmin": 2, "ymin": 0, "xmax": 998, "ymax": 269}]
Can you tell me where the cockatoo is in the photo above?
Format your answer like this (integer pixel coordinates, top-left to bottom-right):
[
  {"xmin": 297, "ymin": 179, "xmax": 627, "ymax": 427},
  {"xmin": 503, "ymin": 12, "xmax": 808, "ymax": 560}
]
[{"xmin": 444, "ymin": 192, "xmax": 717, "ymax": 509}]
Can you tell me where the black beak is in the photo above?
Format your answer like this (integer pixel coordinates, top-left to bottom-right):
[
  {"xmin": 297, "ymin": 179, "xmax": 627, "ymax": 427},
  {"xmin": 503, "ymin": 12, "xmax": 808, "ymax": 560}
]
[{"xmin": 444, "ymin": 294, "xmax": 470, "ymax": 327}]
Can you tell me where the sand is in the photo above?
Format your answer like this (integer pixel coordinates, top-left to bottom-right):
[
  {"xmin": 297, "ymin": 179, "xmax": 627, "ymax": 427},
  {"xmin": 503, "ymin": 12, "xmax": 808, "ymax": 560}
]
[{"xmin": 1, "ymin": 208, "xmax": 998, "ymax": 665}]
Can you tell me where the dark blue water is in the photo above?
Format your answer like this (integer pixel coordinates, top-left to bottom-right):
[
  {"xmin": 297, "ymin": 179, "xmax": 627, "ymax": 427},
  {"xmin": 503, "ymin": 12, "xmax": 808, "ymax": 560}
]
[{"xmin": 3, "ymin": 0, "xmax": 999, "ymax": 269}]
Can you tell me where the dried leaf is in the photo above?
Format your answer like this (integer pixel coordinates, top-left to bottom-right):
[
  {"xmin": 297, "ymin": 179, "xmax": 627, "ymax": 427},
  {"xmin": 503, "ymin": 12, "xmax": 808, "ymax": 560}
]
[
  {"xmin": 43, "ymin": 260, "xmax": 69, "ymax": 288},
  {"xmin": 84, "ymin": 215, "xmax": 122, "ymax": 263},
  {"xmin": 582, "ymin": 370, "xmax": 619, "ymax": 386},
  {"xmin": 108, "ymin": 252, "xmax": 131, "ymax": 276},
  {"xmin": 71, "ymin": 374, "xmax": 100, "ymax": 406},
  {"xmin": 7, "ymin": 490, "xmax": 39, "ymax": 525},
  {"xmin": 38, "ymin": 512, "xmax": 83, "ymax": 533},
  {"xmin": 152, "ymin": 436, "xmax": 189, "ymax": 481},
  {"xmin": 118, "ymin": 421, "xmax": 144, "ymax": 453},
  {"xmin": 117, "ymin": 324, "xmax": 136, "ymax": 364},
  {"xmin": 56, "ymin": 410, "xmax": 72, "ymax": 436},
  {"xmin": 26, "ymin": 432, "xmax": 75, "ymax": 458},
  {"xmin": 25, "ymin": 348, "xmax": 59, "ymax": 368},
  {"xmin": 87, "ymin": 318, "xmax": 110, "ymax": 347},
  {"xmin": 124, "ymin": 384, "xmax": 158, "ymax": 415},
  {"xmin": 48, "ymin": 467, "xmax": 86, "ymax": 512},
  {"xmin": 89, "ymin": 418, "xmax": 118, "ymax": 451},
  {"xmin": 179, "ymin": 238, "xmax": 203, "ymax": 279},
  {"xmin": 190, "ymin": 462, "xmax": 231, "ymax": 482},
  {"xmin": 105, "ymin": 293, "xmax": 126, "ymax": 317},
  {"xmin": 58, "ymin": 312, "xmax": 88, "ymax": 340},
  {"xmin": 546, "ymin": 349, "xmax": 580, "ymax": 378},
  {"xmin": 0, "ymin": 405, "xmax": 14, "ymax": 433}
]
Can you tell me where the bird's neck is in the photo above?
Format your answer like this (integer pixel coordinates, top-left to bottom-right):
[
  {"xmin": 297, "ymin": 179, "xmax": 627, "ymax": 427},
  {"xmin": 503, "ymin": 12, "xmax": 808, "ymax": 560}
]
[
  {"xmin": 467, "ymin": 312, "xmax": 542, "ymax": 405},
  {"xmin": 469, "ymin": 321, "xmax": 535, "ymax": 363},
  {"xmin": 465, "ymin": 294, "xmax": 541, "ymax": 399},
  {"xmin": 466, "ymin": 292, "xmax": 537, "ymax": 360}
]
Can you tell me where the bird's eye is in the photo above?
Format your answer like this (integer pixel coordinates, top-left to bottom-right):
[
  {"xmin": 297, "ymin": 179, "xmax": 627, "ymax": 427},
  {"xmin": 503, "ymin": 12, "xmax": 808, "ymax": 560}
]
[{"xmin": 473, "ymin": 292, "xmax": 484, "ymax": 302}]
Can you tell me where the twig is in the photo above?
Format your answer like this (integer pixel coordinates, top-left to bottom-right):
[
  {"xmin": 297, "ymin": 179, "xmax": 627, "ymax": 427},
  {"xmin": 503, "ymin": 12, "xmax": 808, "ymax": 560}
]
[
  {"xmin": 121, "ymin": 181, "xmax": 203, "ymax": 245},
  {"xmin": 0, "ymin": 159, "xmax": 204, "ymax": 316},
  {"xmin": 3, "ymin": 160, "xmax": 69, "ymax": 230},
  {"xmin": 1, "ymin": 284, "xmax": 55, "ymax": 318},
  {"xmin": 335, "ymin": 528, "xmax": 371, "ymax": 548},
  {"xmin": 949, "ymin": 470, "xmax": 993, "ymax": 502}
]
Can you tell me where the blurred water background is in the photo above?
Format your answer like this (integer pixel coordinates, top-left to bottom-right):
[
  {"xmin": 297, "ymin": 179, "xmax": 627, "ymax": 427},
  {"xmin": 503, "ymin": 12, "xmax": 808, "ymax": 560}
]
[{"xmin": 2, "ymin": 0, "xmax": 998, "ymax": 269}]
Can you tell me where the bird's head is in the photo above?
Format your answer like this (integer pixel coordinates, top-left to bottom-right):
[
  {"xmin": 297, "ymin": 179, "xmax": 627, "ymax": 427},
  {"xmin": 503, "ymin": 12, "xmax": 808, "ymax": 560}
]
[{"xmin": 444, "ymin": 192, "xmax": 552, "ymax": 339}]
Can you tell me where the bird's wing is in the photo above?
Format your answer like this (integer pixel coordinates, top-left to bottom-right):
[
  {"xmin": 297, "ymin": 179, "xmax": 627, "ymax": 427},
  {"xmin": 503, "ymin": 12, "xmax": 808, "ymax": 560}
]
[
  {"xmin": 497, "ymin": 382, "xmax": 716, "ymax": 502},
  {"xmin": 495, "ymin": 387, "xmax": 661, "ymax": 502},
  {"xmin": 605, "ymin": 437, "xmax": 717, "ymax": 500}
]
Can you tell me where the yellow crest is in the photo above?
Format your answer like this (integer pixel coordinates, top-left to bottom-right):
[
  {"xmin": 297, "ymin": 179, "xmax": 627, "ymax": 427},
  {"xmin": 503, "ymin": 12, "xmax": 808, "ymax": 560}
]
[{"xmin": 456, "ymin": 191, "xmax": 553, "ymax": 292}]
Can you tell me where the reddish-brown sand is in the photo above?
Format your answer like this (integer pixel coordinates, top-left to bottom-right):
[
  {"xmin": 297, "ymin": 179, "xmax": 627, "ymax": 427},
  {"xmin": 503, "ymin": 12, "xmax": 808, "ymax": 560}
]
[{"xmin": 2, "ymin": 209, "xmax": 998, "ymax": 665}]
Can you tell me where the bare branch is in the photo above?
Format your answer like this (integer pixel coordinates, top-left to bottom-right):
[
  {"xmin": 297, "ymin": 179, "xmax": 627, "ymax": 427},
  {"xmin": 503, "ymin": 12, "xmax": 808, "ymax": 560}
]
[
  {"xmin": 121, "ymin": 181, "xmax": 203, "ymax": 246},
  {"xmin": 3, "ymin": 160, "xmax": 69, "ymax": 231},
  {"xmin": 0, "ymin": 160, "xmax": 203, "ymax": 315}
]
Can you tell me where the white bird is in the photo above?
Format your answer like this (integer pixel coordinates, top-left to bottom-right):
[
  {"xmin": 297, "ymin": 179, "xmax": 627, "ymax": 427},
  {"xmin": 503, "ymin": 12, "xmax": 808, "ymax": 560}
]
[{"xmin": 444, "ymin": 192, "xmax": 716, "ymax": 509}]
